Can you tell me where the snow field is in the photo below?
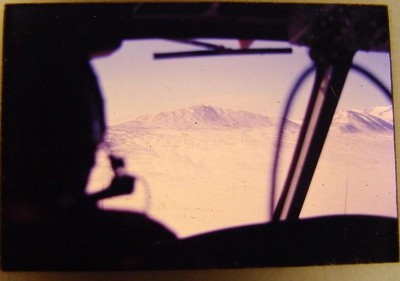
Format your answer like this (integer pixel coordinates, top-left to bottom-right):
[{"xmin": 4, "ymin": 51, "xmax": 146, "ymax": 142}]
[{"xmin": 86, "ymin": 105, "xmax": 396, "ymax": 237}]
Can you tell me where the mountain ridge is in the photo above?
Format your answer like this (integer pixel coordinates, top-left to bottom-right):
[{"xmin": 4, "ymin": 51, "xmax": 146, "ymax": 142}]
[
  {"xmin": 115, "ymin": 104, "xmax": 298, "ymax": 130},
  {"xmin": 112, "ymin": 104, "xmax": 393, "ymax": 133},
  {"xmin": 332, "ymin": 105, "xmax": 393, "ymax": 133}
]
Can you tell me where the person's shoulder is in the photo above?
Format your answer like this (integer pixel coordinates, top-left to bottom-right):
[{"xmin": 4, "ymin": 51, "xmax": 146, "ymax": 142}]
[{"xmin": 89, "ymin": 209, "xmax": 177, "ymax": 240}]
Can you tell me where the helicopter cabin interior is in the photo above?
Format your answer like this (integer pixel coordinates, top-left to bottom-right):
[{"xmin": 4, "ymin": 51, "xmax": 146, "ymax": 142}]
[{"xmin": 1, "ymin": 2, "xmax": 398, "ymax": 270}]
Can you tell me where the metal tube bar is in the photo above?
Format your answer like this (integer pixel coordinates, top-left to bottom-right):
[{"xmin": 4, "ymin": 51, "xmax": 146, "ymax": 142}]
[{"xmin": 273, "ymin": 54, "xmax": 355, "ymax": 221}]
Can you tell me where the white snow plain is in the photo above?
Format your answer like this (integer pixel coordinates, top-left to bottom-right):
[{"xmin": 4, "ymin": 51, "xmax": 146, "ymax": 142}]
[{"xmin": 86, "ymin": 105, "xmax": 397, "ymax": 238}]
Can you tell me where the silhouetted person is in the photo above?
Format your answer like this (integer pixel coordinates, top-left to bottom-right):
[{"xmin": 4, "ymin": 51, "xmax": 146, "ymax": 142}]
[{"xmin": 2, "ymin": 5, "xmax": 176, "ymax": 270}]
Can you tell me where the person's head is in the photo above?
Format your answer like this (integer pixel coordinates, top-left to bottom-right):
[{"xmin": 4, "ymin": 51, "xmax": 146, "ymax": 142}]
[{"xmin": 2, "ymin": 5, "xmax": 123, "ymax": 220}]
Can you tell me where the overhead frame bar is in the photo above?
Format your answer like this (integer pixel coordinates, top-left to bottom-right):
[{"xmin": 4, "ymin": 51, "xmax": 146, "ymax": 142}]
[{"xmin": 154, "ymin": 47, "xmax": 292, "ymax": 59}]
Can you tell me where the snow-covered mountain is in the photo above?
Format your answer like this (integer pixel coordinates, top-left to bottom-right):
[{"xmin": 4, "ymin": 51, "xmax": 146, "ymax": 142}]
[
  {"xmin": 358, "ymin": 105, "xmax": 393, "ymax": 124},
  {"xmin": 332, "ymin": 106, "xmax": 393, "ymax": 133},
  {"xmin": 114, "ymin": 105, "xmax": 298, "ymax": 130},
  {"xmin": 112, "ymin": 104, "xmax": 393, "ymax": 134}
]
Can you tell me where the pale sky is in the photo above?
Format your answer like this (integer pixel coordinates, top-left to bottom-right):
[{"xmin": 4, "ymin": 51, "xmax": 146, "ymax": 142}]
[{"xmin": 90, "ymin": 39, "xmax": 392, "ymax": 125}]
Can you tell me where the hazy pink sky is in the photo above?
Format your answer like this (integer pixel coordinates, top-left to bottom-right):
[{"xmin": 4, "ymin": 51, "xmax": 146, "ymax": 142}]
[{"xmin": 91, "ymin": 39, "xmax": 392, "ymax": 125}]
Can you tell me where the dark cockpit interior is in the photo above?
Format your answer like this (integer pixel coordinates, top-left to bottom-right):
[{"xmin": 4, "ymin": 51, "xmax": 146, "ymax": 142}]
[{"xmin": 1, "ymin": 3, "xmax": 398, "ymax": 270}]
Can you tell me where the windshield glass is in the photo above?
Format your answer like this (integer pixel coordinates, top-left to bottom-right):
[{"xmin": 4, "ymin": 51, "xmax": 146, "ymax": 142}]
[
  {"xmin": 89, "ymin": 39, "xmax": 396, "ymax": 238},
  {"xmin": 300, "ymin": 51, "xmax": 396, "ymax": 219}
]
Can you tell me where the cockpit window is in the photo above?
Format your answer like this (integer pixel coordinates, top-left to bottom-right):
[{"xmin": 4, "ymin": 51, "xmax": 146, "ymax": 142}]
[
  {"xmin": 300, "ymin": 51, "xmax": 396, "ymax": 218},
  {"xmin": 89, "ymin": 39, "xmax": 396, "ymax": 238}
]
